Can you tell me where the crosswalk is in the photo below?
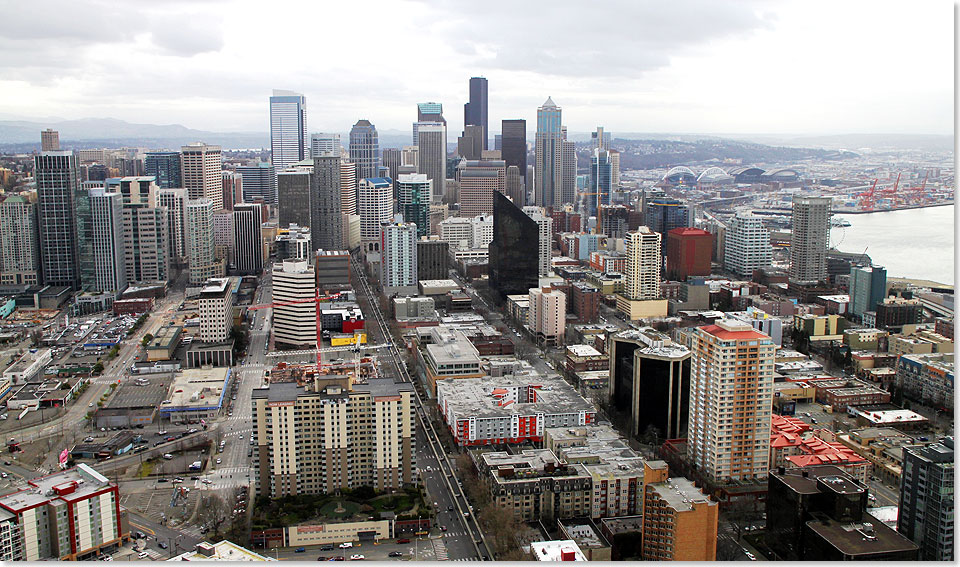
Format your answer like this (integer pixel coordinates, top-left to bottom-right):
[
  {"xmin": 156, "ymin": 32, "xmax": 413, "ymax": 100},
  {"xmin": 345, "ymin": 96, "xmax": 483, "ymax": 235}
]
[
  {"xmin": 443, "ymin": 531, "xmax": 469, "ymax": 538},
  {"xmin": 432, "ymin": 538, "xmax": 447, "ymax": 561}
]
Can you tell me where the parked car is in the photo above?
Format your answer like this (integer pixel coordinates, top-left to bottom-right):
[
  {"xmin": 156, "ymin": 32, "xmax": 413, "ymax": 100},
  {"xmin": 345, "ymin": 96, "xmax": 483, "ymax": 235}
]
[
  {"xmin": 388, "ymin": 552, "xmax": 403, "ymax": 557},
  {"xmin": 158, "ymin": 542, "xmax": 168, "ymax": 550},
  {"xmin": 349, "ymin": 555, "xmax": 364, "ymax": 561},
  {"xmin": 395, "ymin": 539, "xmax": 410, "ymax": 544},
  {"xmin": 339, "ymin": 542, "xmax": 353, "ymax": 549},
  {"xmin": 295, "ymin": 548, "xmax": 306, "ymax": 553},
  {"xmin": 320, "ymin": 545, "xmax": 334, "ymax": 551}
]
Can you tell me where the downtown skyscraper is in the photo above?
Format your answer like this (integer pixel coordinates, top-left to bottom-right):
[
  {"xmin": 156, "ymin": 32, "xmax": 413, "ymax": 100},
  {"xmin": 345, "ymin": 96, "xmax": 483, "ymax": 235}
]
[
  {"xmin": 501, "ymin": 119, "xmax": 527, "ymax": 173},
  {"xmin": 789, "ymin": 196, "xmax": 832, "ymax": 283},
  {"xmin": 181, "ymin": 143, "xmax": 223, "ymax": 210},
  {"xmin": 145, "ymin": 151, "xmax": 182, "ymax": 189},
  {"xmin": 233, "ymin": 203, "xmax": 264, "ymax": 275},
  {"xmin": 535, "ymin": 97, "xmax": 563, "ymax": 208},
  {"xmin": 269, "ymin": 89, "xmax": 308, "ymax": 173},
  {"xmin": 463, "ymin": 77, "xmax": 488, "ymax": 150},
  {"xmin": 349, "ymin": 120, "xmax": 380, "ymax": 180},
  {"xmin": 416, "ymin": 122, "xmax": 446, "ymax": 203},
  {"xmin": 310, "ymin": 156, "xmax": 344, "ymax": 252},
  {"xmin": 35, "ymin": 151, "xmax": 80, "ymax": 289}
]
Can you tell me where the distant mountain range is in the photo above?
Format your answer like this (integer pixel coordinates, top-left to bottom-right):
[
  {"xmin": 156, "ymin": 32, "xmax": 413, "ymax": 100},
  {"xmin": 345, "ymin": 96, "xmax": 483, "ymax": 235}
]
[{"xmin": 0, "ymin": 117, "xmax": 950, "ymax": 156}]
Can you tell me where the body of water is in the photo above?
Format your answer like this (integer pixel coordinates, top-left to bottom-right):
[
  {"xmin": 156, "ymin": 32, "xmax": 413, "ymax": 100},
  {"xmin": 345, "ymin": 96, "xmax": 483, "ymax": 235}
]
[{"xmin": 830, "ymin": 205, "xmax": 955, "ymax": 285}]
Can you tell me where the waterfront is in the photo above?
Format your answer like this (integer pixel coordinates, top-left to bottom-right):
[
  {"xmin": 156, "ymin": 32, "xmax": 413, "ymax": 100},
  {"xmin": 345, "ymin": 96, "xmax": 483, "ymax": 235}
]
[{"xmin": 831, "ymin": 204, "xmax": 955, "ymax": 286}]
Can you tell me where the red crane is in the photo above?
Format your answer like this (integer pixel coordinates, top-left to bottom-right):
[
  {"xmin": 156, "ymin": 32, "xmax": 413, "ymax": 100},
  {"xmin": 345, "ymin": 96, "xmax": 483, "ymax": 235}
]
[
  {"xmin": 858, "ymin": 179, "xmax": 878, "ymax": 211},
  {"xmin": 249, "ymin": 289, "xmax": 343, "ymax": 374}
]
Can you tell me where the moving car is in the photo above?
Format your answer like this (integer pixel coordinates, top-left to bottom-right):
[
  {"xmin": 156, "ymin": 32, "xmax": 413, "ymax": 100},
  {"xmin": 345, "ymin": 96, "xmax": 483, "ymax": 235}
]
[
  {"xmin": 338, "ymin": 542, "xmax": 353, "ymax": 549},
  {"xmin": 388, "ymin": 552, "xmax": 403, "ymax": 557},
  {"xmin": 295, "ymin": 548, "xmax": 306, "ymax": 553},
  {"xmin": 349, "ymin": 555, "xmax": 364, "ymax": 561}
]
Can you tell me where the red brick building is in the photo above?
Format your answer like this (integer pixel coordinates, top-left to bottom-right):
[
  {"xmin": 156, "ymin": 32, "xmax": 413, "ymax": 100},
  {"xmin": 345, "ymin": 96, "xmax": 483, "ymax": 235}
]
[
  {"xmin": 570, "ymin": 282, "xmax": 600, "ymax": 323},
  {"xmin": 666, "ymin": 228, "xmax": 712, "ymax": 281}
]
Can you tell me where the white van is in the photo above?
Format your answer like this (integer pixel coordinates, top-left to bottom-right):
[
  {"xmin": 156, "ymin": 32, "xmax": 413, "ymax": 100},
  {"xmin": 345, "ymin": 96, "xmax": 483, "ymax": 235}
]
[{"xmin": 162, "ymin": 453, "xmax": 173, "ymax": 460}]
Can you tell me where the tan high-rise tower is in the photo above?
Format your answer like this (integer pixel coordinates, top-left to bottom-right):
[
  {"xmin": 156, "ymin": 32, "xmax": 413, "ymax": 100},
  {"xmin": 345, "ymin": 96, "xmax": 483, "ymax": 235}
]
[{"xmin": 180, "ymin": 143, "xmax": 223, "ymax": 210}]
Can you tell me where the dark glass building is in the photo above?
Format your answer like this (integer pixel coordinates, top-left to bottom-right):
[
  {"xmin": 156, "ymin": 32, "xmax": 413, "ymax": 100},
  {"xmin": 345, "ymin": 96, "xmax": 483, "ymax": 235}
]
[
  {"xmin": 417, "ymin": 240, "xmax": 449, "ymax": 280},
  {"xmin": 643, "ymin": 197, "xmax": 690, "ymax": 255},
  {"xmin": 488, "ymin": 191, "xmax": 539, "ymax": 298},
  {"xmin": 464, "ymin": 77, "xmax": 488, "ymax": 150},
  {"xmin": 145, "ymin": 151, "xmax": 182, "ymax": 189},
  {"xmin": 898, "ymin": 438, "xmax": 954, "ymax": 561},
  {"xmin": 35, "ymin": 152, "xmax": 81, "ymax": 289},
  {"xmin": 501, "ymin": 119, "xmax": 527, "ymax": 173},
  {"xmin": 608, "ymin": 328, "xmax": 690, "ymax": 442}
]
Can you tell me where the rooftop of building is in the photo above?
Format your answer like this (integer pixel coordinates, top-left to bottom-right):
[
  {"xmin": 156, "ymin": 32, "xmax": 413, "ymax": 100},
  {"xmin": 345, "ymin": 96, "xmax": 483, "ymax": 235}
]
[
  {"xmin": 170, "ymin": 540, "xmax": 276, "ymax": 561},
  {"xmin": 647, "ymin": 476, "xmax": 715, "ymax": 512},
  {"xmin": 200, "ymin": 278, "xmax": 231, "ymax": 297},
  {"xmin": 147, "ymin": 325, "xmax": 182, "ymax": 351},
  {"xmin": 423, "ymin": 327, "xmax": 481, "ymax": 365},
  {"xmin": 162, "ymin": 367, "xmax": 230, "ymax": 410},
  {"xmin": 438, "ymin": 373, "xmax": 594, "ymax": 419},
  {"xmin": 599, "ymin": 515, "xmax": 644, "ymax": 535},
  {"xmin": 612, "ymin": 327, "xmax": 691, "ymax": 359},
  {"xmin": 529, "ymin": 540, "xmax": 587, "ymax": 562},
  {"xmin": 418, "ymin": 279, "xmax": 458, "ymax": 288},
  {"xmin": 0, "ymin": 464, "xmax": 113, "ymax": 513},
  {"xmin": 558, "ymin": 520, "xmax": 609, "ymax": 549},
  {"xmin": 771, "ymin": 465, "xmax": 865, "ymax": 496},
  {"xmin": 252, "ymin": 377, "xmax": 411, "ymax": 404},
  {"xmin": 805, "ymin": 513, "xmax": 918, "ymax": 557},
  {"xmin": 849, "ymin": 407, "xmax": 928, "ymax": 425},
  {"xmin": 566, "ymin": 344, "xmax": 604, "ymax": 358},
  {"xmin": 701, "ymin": 319, "xmax": 773, "ymax": 341},
  {"xmin": 818, "ymin": 295, "xmax": 850, "ymax": 303},
  {"xmin": 107, "ymin": 375, "xmax": 173, "ymax": 409}
]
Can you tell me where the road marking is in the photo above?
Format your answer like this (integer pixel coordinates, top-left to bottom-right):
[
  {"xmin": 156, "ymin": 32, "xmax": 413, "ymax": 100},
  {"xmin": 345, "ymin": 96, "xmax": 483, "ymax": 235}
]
[{"xmin": 130, "ymin": 522, "xmax": 156, "ymax": 536}]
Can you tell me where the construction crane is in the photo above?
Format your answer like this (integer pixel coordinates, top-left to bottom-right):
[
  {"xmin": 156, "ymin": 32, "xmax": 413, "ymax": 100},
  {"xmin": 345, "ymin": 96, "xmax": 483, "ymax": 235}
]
[
  {"xmin": 248, "ymin": 289, "xmax": 344, "ymax": 375},
  {"xmin": 857, "ymin": 179, "xmax": 878, "ymax": 211}
]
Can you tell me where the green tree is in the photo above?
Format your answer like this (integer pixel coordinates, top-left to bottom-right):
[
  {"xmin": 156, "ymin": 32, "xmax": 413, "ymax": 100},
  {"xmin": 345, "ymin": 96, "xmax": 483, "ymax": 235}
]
[
  {"xmin": 141, "ymin": 334, "xmax": 154, "ymax": 347},
  {"xmin": 92, "ymin": 362, "xmax": 104, "ymax": 374}
]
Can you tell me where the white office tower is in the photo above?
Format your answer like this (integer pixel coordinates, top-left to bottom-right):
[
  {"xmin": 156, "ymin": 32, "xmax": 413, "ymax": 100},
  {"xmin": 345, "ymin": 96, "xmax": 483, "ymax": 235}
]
[
  {"xmin": 416, "ymin": 122, "xmax": 446, "ymax": 203},
  {"xmin": 401, "ymin": 146, "xmax": 419, "ymax": 168},
  {"xmin": 380, "ymin": 221, "xmax": 418, "ymax": 296},
  {"xmin": 522, "ymin": 206, "xmax": 554, "ymax": 276},
  {"xmin": 789, "ymin": 196, "xmax": 832, "ymax": 283},
  {"xmin": 358, "ymin": 178, "xmax": 393, "ymax": 255},
  {"xmin": 185, "ymin": 199, "xmax": 223, "ymax": 284},
  {"xmin": 270, "ymin": 90, "xmax": 308, "ymax": 172},
  {"xmin": 724, "ymin": 211, "xmax": 772, "ymax": 277},
  {"xmin": 310, "ymin": 132, "xmax": 341, "ymax": 158},
  {"xmin": 233, "ymin": 203, "xmax": 263, "ymax": 275},
  {"xmin": 157, "ymin": 188, "xmax": 187, "ymax": 262},
  {"xmin": 89, "ymin": 189, "xmax": 127, "ymax": 293},
  {"xmin": 272, "ymin": 259, "xmax": 317, "ymax": 348},
  {"xmin": 180, "ymin": 143, "xmax": 223, "ymax": 210},
  {"xmin": 0, "ymin": 195, "xmax": 41, "ymax": 286},
  {"xmin": 624, "ymin": 227, "xmax": 661, "ymax": 300},
  {"xmin": 688, "ymin": 319, "xmax": 775, "ymax": 483}
]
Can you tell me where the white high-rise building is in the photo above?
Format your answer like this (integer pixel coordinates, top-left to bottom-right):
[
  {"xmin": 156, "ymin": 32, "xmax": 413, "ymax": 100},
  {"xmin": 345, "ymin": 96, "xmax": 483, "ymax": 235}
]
[
  {"xmin": 528, "ymin": 286, "xmax": 566, "ymax": 347},
  {"xmin": 437, "ymin": 215, "xmax": 493, "ymax": 250},
  {"xmin": 358, "ymin": 178, "xmax": 393, "ymax": 254},
  {"xmin": 233, "ymin": 203, "xmax": 263, "ymax": 275},
  {"xmin": 198, "ymin": 277, "xmax": 234, "ymax": 343},
  {"xmin": 123, "ymin": 201, "xmax": 170, "ymax": 284},
  {"xmin": 416, "ymin": 122, "xmax": 446, "ymax": 203},
  {"xmin": 157, "ymin": 188, "xmax": 187, "ymax": 262},
  {"xmin": 624, "ymin": 227, "xmax": 661, "ymax": 300},
  {"xmin": 310, "ymin": 132, "xmax": 340, "ymax": 158},
  {"xmin": 185, "ymin": 199, "xmax": 222, "ymax": 284},
  {"xmin": 340, "ymin": 159, "xmax": 358, "ymax": 216},
  {"xmin": 89, "ymin": 189, "xmax": 127, "ymax": 293},
  {"xmin": 688, "ymin": 319, "xmax": 775, "ymax": 483},
  {"xmin": 724, "ymin": 211, "xmax": 772, "ymax": 277},
  {"xmin": 380, "ymin": 221, "xmax": 418, "ymax": 296},
  {"xmin": 789, "ymin": 196, "xmax": 832, "ymax": 283},
  {"xmin": 523, "ymin": 206, "xmax": 554, "ymax": 277},
  {"xmin": 272, "ymin": 259, "xmax": 317, "ymax": 348},
  {"xmin": 270, "ymin": 90, "xmax": 308, "ymax": 173},
  {"xmin": 180, "ymin": 143, "xmax": 223, "ymax": 210},
  {"xmin": 0, "ymin": 195, "xmax": 41, "ymax": 286}
]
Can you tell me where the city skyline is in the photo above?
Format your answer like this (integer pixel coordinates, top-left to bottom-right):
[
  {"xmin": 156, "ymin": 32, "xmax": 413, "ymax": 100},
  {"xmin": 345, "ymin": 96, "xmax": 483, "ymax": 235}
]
[{"xmin": 0, "ymin": 1, "xmax": 951, "ymax": 137}]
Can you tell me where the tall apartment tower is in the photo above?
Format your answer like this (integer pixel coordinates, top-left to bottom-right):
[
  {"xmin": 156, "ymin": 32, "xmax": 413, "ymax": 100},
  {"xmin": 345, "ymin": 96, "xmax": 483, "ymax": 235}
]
[
  {"xmin": 349, "ymin": 120, "xmax": 380, "ymax": 180},
  {"xmin": 625, "ymin": 227, "xmax": 661, "ymax": 301},
  {"xmin": 850, "ymin": 265, "xmax": 887, "ymax": 318},
  {"xmin": 145, "ymin": 152, "xmax": 182, "ymax": 189},
  {"xmin": 233, "ymin": 203, "xmax": 264, "ymax": 275},
  {"xmin": 789, "ymin": 196, "xmax": 832, "ymax": 283},
  {"xmin": 269, "ymin": 89, "xmax": 308, "ymax": 173},
  {"xmin": 688, "ymin": 319, "xmax": 775, "ymax": 483},
  {"xmin": 222, "ymin": 171, "xmax": 243, "ymax": 210},
  {"xmin": 529, "ymin": 286, "xmax": 566, "ymax": 347},
  {"xmin": 157, "ymin": 188, "xmax": 187, "ymax": 263},
  {"xmin": 40, "ymin": 129, "xmax": 59, "ymax": 151},
  {"xmin": 237, "ymin": 163, "xmax": 277, "ymax": 205},
  {"xmin": 185, "ymin": 199, "xmax": 222, "ymax": 284},
  {"xmin": 198, "ymin": 277, "xmax": 234, "ymax": 343},
  {"xmin": 724, "ymin": 211, "xmax": 771, "ymax": 277},
  {"xmin": 416, "ymin": 122, "xmax": 446, "ymax": 203},
  {"xmin": 310, "ymin": 155, "xmax": 343, "ymax": 252},
  {"xmin": 458, "ymin": 159, "xmax": 506, "ymax": 218},
  {"xmin": 35, "ymin": 151, "xmax": 80, "ymax": 288},
  {"xmin": 898, "ymin": 438, "xmax": 955, "ymax": 561},
  {"xmin": 358, "ymin": 178, "xmax": 393, "ymax": 254},
  {"xmin": 397, "ymin": 174, "xmax": 431, "ymax": 238},
  {"xmin": 380, "ymin": 221, "xmax": 418, "ymax": 296},
  {"xmin": 272, "ymin": 259, "xmax": 317, "ymax": 347},
  {"xmin": 535, "ymin": 97, "xmax": 563, "ymax": 208},
  {"xmin": 252, "ymin": 378, "xmax": 415, "ymax": 497},
  {"xmin": 310, "ymin": 132, "xmax": 340, "ymax": 158},
  {"xmin": 501, "ymin": 119, "xmax": 527, "ymax": 173},
  {"xmin": 588, "ymin": 149, "xmax": 612, "ymax": 218},
  {"xmin": 464, "ymin": 77, "xmax": 488, "ymax": 150},
  {"xmin": 0, "ymin": 195, "xmax": 41, "ymax": 286},
  {"xmin": 561, "ymin": 136, "xmax": 577, "ymax": 205},
  {"xmin": 180, "ymin": 143, "xmax": 223, "ymax": 210},
  {"xmin": 522, "ymin": 206, "xmax": 553, "ymax": 276},
  {"xmin": 89, "ymin": 189, "xmax": 127, "ymax": 292},
  {"xmin": 122, "ymin": 199, "xmax": 169, "ymax": 284}
]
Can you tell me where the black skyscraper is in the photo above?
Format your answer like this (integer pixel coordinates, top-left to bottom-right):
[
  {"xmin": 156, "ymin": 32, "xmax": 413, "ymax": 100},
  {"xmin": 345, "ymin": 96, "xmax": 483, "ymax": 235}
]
[
  {"xmin": 488, "ymin": 191, "xmax": 539, "ymax": 298},
  {"xmin": 464, "ymin": 77, "xmax": 488, "ymax": 150},
  {"xmin": 501, "ymin": 119, "xmax": 526, "ymax": 172}
]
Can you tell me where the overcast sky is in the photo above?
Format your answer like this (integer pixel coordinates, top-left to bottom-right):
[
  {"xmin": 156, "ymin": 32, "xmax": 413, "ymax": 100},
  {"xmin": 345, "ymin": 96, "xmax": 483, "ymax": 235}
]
[{"xmin": 0, "ymin": 0, "xmax": 952, "ymax": 136}]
